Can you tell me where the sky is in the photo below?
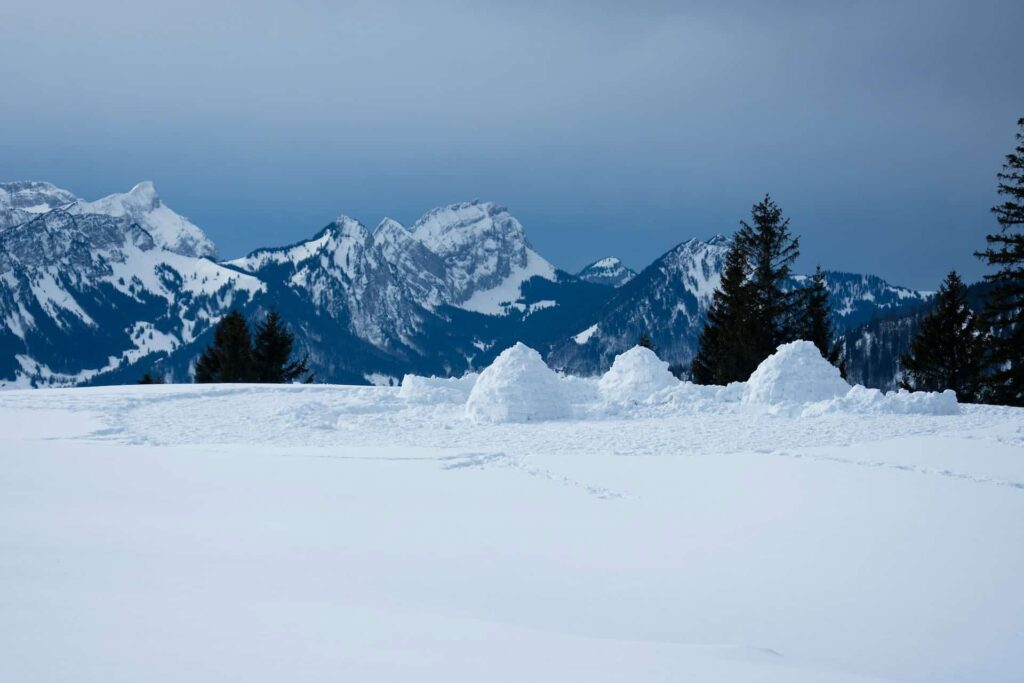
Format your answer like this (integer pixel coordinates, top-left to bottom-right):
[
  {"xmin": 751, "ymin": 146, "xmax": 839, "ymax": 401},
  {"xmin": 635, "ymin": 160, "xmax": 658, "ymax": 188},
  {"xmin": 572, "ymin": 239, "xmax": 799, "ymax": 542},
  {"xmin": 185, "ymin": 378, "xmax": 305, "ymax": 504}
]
[{"xmin": 1, "ymin": 0, "xmax": 1021, "ymax": 289}]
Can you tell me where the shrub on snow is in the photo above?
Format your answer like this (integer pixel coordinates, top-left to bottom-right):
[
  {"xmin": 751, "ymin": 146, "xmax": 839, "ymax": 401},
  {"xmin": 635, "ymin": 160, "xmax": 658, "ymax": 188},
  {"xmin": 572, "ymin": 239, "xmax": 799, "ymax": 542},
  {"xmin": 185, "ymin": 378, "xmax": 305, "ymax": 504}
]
[
  {"xmin": 465, "ymin": 343, "xmax": 571, "ymax": 423},
  {"xmin": 598, "ymin": 346, "xmax": 678, "ymax": 404},
  {"xmin": 743, "ymin": 340, "xmax": 849, "ymax": 405}
]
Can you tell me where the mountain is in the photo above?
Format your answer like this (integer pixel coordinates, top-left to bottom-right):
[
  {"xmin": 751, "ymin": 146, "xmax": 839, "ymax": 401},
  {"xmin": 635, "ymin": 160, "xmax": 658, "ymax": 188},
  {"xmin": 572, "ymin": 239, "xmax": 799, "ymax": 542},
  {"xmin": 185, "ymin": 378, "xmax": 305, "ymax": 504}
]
[
  {"xmin": 0, "ymin": 180, "xmax": 933, "ymax": 388},
  {"xmin": 840, "ymin": 281, "xmax": 991, "ymax": 390},
  {"xmin": 549, "ymin": 237, "xmax": 931, "ymax": 377},
  {"xmin": 576, "ymin": 257, "xmax": 636, "ymax": 287},
  {"xmin": 75, "ymin": 181, "xmax": 218, "ymax": 259},
  {"xmin": 0, "ymin": 181, "xmax": 77, "ymax": 230},
  {"xmin": 550, "ymin": 236, "xmax": 731, "ymax": 374},
  {"xmin": 0, "ymin": 205, "xmax": 261, "ymax": 388},
  {"xmin": 224, "ymin": 202, "xmax": 609, "ymax": 383}
]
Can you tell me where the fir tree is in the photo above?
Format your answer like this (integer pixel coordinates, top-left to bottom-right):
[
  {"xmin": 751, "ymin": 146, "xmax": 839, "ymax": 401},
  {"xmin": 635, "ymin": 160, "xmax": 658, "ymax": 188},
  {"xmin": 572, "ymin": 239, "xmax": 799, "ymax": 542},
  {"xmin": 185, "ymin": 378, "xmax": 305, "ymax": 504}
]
[
  {"xmin": 737, "ymin": 195, "xmax": 801, "ymax": 359},
  {"xmin": 638, "ymin": 333, "xmax": 653, "ymax": 350},
  {"xmin": 800, "ymin": 266, "xmax": 842, "ymax": 368},
  {"xmin": 899, "ymin": 271, "xmax": 985, "ymax": 402},
  {"xmin": 975, "ymin": 117, "xmax": 1024, "ymax": 406},
  {"xmin": 138, "ymin": 372, "xmax": 164, "ymax": 385},
  {"xmin": 252, "ymin": 310, "xmax": 312, "ymax": 383},
  {"xmin": 194, "ymin": 311, "xmax": 253, "ymax": 383},
  {"xmin": 691, "ymin": 242, "xmax": 758, "ymax": 384}
]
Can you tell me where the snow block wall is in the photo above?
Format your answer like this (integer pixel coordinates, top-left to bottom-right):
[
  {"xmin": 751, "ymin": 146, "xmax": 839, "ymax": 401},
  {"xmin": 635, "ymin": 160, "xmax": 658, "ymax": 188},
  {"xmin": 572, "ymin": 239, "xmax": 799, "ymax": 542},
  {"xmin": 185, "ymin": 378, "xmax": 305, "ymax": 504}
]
[{"xmin": 398, "ymin": 373, "xmax": 479, "ymax": 404}]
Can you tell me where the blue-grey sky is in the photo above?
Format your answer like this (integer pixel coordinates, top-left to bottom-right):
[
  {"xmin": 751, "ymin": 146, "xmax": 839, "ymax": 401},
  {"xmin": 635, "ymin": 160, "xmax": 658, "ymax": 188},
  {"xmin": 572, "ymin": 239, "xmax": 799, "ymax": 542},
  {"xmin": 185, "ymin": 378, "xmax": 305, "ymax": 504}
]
[{"xmin": 1, "ymin": 0, "xmax": 1021, "ymax": 288}]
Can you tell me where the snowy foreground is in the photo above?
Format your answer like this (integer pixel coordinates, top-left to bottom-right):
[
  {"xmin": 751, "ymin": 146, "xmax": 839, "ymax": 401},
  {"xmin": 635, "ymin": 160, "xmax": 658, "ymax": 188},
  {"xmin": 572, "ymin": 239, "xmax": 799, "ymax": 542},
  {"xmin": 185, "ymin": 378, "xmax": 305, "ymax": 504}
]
[{"xmin": 2, "ymin": 343, "xmax": 1024, "ymax": 682}]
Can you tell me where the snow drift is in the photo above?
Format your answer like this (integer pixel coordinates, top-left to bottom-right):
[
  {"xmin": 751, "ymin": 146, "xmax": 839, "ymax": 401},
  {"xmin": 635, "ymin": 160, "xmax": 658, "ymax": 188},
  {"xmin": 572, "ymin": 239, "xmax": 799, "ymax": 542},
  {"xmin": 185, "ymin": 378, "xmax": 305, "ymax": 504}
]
[
  {"xmin": 399, "ymin": 373, "xmax": 478, "ymax": 404},
  {"xmin": 465, "ymin": 343, "xmax": 571, "ymax": 423}
]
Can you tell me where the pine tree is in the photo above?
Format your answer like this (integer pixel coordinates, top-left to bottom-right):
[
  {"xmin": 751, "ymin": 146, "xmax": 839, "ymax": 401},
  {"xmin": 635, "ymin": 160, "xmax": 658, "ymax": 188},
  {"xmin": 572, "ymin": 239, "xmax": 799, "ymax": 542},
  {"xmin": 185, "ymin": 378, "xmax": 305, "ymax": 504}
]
[
  {"xmin": 737, "ymin": 195, "xmax": 801, "ymax": 359},
  {"xmin": 638, "ymin": 333, "xmax": 653, "ymax": 350},
  {"xmin": 800, "ymin": 266, "xmax": 842, "ymax": 367},
  {"xmin": 975, "ymin": 117, "xmax": 1024, "ymax": 406},
  {"xmin": 691, "ymin": 242, "xmax": 758, "ymax": 384},
  {"xmin": 899, "ymin": 271, "xmax": 985, "ymax": 402},
  {"xmin": 138, "ymin": 372, "xmax": 164, "ymax": 384},
  {"xmin": 252, "ymin": 310, "xmax": 312, "ymax": 383},
  {"xmin": 194, "ymin": 311, "xmax": 254, "ymax": 383}
]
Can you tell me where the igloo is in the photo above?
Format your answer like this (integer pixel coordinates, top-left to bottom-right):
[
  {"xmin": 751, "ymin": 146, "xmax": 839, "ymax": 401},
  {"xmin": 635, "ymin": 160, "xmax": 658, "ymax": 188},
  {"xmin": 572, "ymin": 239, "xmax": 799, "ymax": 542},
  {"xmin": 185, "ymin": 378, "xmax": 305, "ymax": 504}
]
[{"xmin": 465, "ymin": 343, "xmax": 571, "ymax": 423}]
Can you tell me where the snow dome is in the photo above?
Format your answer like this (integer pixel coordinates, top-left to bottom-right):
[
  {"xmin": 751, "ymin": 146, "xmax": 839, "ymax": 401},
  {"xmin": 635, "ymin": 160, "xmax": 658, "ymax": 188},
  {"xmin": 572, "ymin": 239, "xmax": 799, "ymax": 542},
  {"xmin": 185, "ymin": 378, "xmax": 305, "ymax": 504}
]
[
  {"xmin": 465, "ymin": 343, "xmax": 571, "ymax": 423},
  {"xmin": 743, "ymin": 340, "xmax": 850, "ymax": 405},
  {"xmin": 598, "ymin": 345, "xmax": 678, "ymax": 403}
]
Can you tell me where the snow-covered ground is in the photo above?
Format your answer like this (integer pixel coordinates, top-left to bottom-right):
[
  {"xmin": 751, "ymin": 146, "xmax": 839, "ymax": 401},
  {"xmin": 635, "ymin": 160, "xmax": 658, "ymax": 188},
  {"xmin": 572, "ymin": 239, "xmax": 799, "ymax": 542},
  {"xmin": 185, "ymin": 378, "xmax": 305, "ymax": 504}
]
[{"xmin": 2, "ymin": 344, "xmax": 1023, "ymax": 682}]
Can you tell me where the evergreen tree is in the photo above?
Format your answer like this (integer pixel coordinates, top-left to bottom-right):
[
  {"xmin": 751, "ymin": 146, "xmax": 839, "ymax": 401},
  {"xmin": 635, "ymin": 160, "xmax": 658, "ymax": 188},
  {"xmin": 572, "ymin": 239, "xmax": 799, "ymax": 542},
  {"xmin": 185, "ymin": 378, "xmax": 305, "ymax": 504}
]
[
  {"xmin": 691, "ymin": 242, "xmax": 758, "ymax": 384},
  {"xmin": 138, "ymin": 372, "xmax": 164, "ymax": 384},
  {"xmin": 736, "ymin": 195, "xmax": 801, "ymax": 359},
  {"xmin": 638, "ymin": 333, "xmax": 653, "ymax": 350},
  {"xmin": 194, "ymin": 311, "xmax": 253, "ymax": 383},
  {"xmin": 252, "ymin": 310, "xmax": 312, "ymax": 383},
  {"xmin": 800, "ymin": 266, "xmax": 842, "ymax": 367},
  {"xmin": 975, "ymin": 117, "xmax": 1024, "ymax": 406},
  {"xmin": 899, "ymin": 271, "xmax": 985, "ymax": 402}
]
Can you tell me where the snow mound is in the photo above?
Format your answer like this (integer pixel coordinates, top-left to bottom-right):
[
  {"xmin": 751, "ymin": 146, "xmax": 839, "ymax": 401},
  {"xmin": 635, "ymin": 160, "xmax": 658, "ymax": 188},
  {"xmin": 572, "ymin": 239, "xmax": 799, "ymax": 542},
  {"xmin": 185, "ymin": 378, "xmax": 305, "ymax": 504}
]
[
  {"xmin": 465, "ymin": 343, "xmax": 570, "ymax": 423},
  {"xmin": 599, "ymin": 346, "xmax": 678, "ymax": 404},
  {"xmin": 399, "ymin": 373, "xmax": 478, "ymax": 404},
  {"xmin": 804, "ymin": 385, "xmax": 960, "ymax": 416},
  {"xmin": 744, "ymin": 341, "xmax": 849, "ymax": 405}
]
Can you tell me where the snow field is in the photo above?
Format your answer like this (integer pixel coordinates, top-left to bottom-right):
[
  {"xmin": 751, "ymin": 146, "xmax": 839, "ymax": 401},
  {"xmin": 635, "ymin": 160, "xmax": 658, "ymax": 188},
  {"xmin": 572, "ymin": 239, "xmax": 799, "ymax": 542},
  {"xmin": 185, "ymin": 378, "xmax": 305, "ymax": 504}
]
[{"xmin": 1, "ymin": 376, "xmax": 1023, "ymax": 682}]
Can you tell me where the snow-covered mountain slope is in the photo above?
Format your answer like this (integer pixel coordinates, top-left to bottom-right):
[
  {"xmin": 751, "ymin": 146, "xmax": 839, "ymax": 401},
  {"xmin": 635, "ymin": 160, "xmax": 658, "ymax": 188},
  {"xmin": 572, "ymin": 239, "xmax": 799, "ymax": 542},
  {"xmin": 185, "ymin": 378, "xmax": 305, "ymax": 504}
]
[
  {"xmin": 228, "ymin": 215, "xmax": 444, "ymax": 351},
  {"xmin": 549, "ymin": 236, "xmax": 932, "ymax": 376},
  {"xmin": 0, "ymin": 181, "xmax": 77, "ymax": 230},
  {"xmin": 576, "ymin": 257, "xmax": 636, "ymax": 287},
  {"xmin": 0, "ymin": 207, "xmax": 260, "ymax": 388},
  {"xmin": 223, "ymin": 205, "xmax": 606, "ymax": 382},
  {"xmin": 410, "ymin": 201, "xmax": 556, "ymax": 314},
  {"xmin": 793, "ymin": 271, "xmax": 931, "ymax": 330},
  {"xmin": 1, "ymin": 181, "xmax": 217, "ymax": 259},
  {"xmin": 76, "ymin": 181, "xmax": 218, "ymax": 259},
  {"xmin": 550, "ymin": 236, "xmax": 732, "ymax": 374}
]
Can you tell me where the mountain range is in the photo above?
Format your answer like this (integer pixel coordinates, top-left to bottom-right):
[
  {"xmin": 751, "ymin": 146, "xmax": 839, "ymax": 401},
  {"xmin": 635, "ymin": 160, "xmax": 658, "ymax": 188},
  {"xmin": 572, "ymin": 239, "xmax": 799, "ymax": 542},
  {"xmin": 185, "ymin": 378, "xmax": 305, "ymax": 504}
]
[{"xmin": 0, "ymin": 181, "xmax": 933, "ymax": 388}]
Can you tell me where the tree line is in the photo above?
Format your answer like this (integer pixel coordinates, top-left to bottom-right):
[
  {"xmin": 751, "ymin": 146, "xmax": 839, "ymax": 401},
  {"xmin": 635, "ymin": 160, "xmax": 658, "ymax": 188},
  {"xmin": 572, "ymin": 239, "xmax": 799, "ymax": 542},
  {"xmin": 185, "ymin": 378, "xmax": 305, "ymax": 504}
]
[{"xmin": 691, "ymin": 117, "xmax": 1024, "ymax": 407}]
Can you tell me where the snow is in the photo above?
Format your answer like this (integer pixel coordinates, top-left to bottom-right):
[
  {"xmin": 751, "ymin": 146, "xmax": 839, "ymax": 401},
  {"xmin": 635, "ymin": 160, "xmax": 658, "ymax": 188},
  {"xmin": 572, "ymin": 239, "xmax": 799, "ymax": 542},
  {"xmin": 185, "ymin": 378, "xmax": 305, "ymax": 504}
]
[
  {"xmin": 78, "ymin": 181, "xmax": 218, "ymax": 259},
  {"xmin": 458, "ymin": 248, "xmax": 557, "ymax": 315},
  {"xmin": 399, "ymin": 372, "xmax": 479, "ymax": 403},
  {"xmin": 465, "ymin": 343, "xmax": 571, "ymax": 422},
  {"xmin": 364, "ymin": 372, "xmax": 399, "ymax": 387},
  {"xmin": 598, "ymin": 345, "xmax": 678, "ymax": 404},
  {"xmin": 2, "ymin": 379, "xmax": 1023, "ymax": 682},
  {"xmin": 573, "ymin": 323, "xmax": 599, "ymax": 344},
  {"xmin": 744, "ymin": 341, "xmax": 851, "ymax": 405},
  {"xmin": 804, "ymin": 384, "xmax": 959, "ymax": 417},
  {"xmin": 21, "ymin": 203, "xmax": 54, "ymax": 214}
]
